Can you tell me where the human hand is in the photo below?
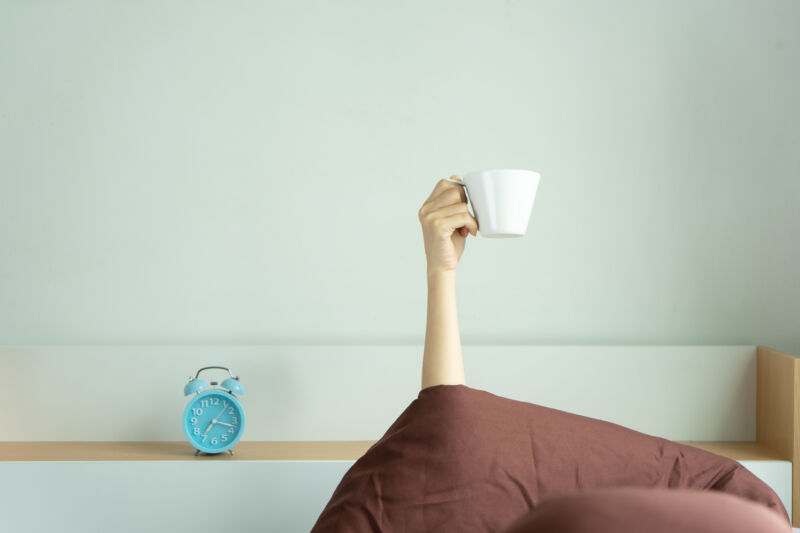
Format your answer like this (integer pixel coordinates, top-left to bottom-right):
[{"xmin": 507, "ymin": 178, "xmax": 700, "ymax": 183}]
[{"xmin": 418, "ymin": 176, "xmax": 478, "ymax": 276}]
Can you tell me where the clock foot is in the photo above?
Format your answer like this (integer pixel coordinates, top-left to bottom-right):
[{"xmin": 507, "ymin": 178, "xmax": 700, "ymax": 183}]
[{"xmin": 192, "ymin": 448, "xmax": 235, "ymax": 456}]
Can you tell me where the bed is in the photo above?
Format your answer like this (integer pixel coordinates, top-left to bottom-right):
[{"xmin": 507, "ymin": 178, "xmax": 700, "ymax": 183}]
[{"xmin": 0, "ymin": 344, "xmax": 798, "ymax": 531}]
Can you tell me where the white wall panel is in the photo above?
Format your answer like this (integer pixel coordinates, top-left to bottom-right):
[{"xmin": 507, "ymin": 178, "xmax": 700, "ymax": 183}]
[
  {"xmin": 0, "ymin": 459, "xmax": 790, "ymax": 533},
  {"xmin": 0, "ymin": 345, "xmax": 756, "ymax": 442}
]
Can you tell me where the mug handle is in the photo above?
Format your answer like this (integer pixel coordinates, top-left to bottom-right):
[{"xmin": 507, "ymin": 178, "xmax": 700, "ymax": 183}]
[{"xmin": 444, "ymin": 176, "xmax": 476, "ymax": 220}]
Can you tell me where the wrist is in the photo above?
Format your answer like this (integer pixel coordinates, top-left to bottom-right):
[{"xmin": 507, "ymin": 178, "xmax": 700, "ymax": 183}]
[{"xmin": 427, "ymin": 268, "xmax": 456, "ymax": 286}]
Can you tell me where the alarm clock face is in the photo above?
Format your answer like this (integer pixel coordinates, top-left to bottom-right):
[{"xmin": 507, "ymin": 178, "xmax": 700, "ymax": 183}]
[{"xmin": 183, "ymin": 390, "xmax": 246, "ymax": 454}]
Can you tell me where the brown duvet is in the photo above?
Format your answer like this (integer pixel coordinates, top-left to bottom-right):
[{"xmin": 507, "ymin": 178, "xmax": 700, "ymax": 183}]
[{"xmin": 311, "ymin": 384, "xmax": 790, "ymax": 532}]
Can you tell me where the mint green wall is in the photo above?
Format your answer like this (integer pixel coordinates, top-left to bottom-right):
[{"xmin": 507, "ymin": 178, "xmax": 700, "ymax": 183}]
[{"xmin": 1, "ymin": 1, "xmax": 798, "ymax": 354}]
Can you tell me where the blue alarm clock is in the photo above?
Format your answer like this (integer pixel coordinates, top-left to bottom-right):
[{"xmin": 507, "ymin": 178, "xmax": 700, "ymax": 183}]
[{"xmin": 183, "ymin": 366, "xmax": 246, "ymax": 455}]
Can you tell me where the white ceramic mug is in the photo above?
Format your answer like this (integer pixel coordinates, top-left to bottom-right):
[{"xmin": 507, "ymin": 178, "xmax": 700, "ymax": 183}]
[{"xmin": 446, "ymin": 169, "xmax": 541, "ymax": 238}]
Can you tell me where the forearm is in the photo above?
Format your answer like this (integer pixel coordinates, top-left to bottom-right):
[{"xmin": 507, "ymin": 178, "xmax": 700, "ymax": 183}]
[{"xmin": 421, "ymin": 270, "xmax": 466, "ymax": 389}]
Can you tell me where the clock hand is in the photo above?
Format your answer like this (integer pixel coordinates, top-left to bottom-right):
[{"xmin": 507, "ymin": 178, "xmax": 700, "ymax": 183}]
[
  {"xmin": 216, "ymin": 421, "xmax": 234, "ymax": 427},
  {"xmin": 201, "ymin": 401, "xmax": 230, "ymax": 440}
]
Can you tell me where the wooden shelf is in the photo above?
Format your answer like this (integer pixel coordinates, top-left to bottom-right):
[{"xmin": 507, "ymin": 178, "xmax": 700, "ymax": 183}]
[
  {"xmin": 0, "ymin": 441, "xmax": 376, "ymax": 462},
  {"xmin": 0, "ymin": 440, "xmax": 788, "ymax": 463},
  {"xmin": 679, "ymin": 441, "xmax": 787, "ymax": 461}
]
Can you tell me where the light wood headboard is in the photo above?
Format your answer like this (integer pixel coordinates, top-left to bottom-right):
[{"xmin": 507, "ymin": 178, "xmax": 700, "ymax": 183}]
[{"xmin": 756, "ymin": 346, "xmax": 800, "ymax": 525}]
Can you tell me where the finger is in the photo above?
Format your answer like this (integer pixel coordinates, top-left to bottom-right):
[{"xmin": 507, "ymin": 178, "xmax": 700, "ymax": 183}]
[
  {"xmin": 428, "ymin": 202, "xmax": 469, "ymax": 220},
  {"xmin": 423, "ymin": 178, "xmax": 449, "ymax": 204},
  {"xmin": 423, "ymin": 176, "xmax": 464, "ymax": 205},
  {"xmin": 437, "ymin": 212, "xmax": 478, "ymax": 236},
  {"xmin": 436, "ymin": 175, "xmax": 468, "ymax": 204},
  {"xmin": 420, "ymin": 188, "xmax": 465, "ymax": 217}
]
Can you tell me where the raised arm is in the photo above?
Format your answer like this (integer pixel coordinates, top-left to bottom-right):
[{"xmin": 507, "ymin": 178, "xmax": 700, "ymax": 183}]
[{"xmin": 417, "ymin": 176, "xmax": 478, "ymax": 390}]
